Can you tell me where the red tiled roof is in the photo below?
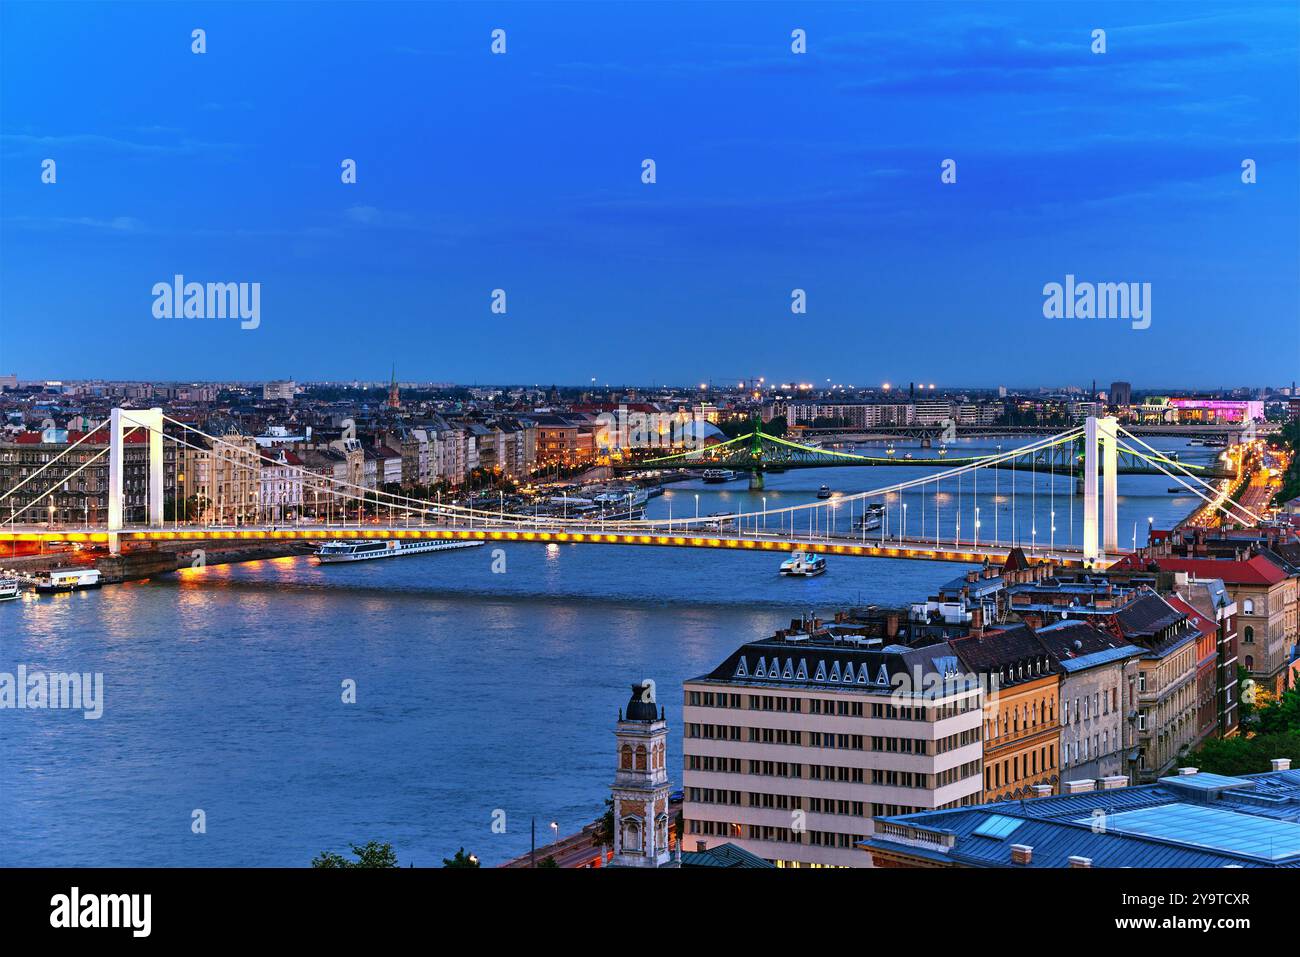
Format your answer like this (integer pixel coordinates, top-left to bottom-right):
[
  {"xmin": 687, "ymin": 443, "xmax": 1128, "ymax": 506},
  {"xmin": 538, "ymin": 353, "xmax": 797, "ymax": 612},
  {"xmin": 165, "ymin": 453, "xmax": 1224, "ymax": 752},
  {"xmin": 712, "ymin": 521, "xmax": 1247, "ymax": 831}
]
[
  {"xmin": 1165, "ymin": 595, "xmax": 1214, "ymax": 636},
  {"xmin": 1157, "ymin": 555, "xmax": 1288, "ymax": 586}
]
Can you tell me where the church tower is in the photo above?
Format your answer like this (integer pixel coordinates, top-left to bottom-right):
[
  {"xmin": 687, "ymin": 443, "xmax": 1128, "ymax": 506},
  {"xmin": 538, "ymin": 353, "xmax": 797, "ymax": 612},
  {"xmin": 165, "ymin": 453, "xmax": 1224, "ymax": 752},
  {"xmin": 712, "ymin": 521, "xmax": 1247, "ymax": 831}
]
[
  {"xmin": 387, "ymin": 364, "xmax": 401, "ymax": 409},
  {"xmin": 611, "ymin": 680, "xmax": 673, "ymax": 867}
]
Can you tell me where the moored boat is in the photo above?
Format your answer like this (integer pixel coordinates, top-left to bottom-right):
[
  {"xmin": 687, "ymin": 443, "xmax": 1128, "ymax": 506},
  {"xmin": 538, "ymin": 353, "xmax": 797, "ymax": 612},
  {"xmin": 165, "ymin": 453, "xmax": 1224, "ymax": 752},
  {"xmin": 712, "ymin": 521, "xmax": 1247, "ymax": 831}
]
[
  {"xmin": 34, "ymin": 568, "xmax": 102, "ymax": 593},
  {"xmin": 701, "ymin": 469, "xmax": 737, "ymax": 484},
  {"xmin": 314, "ymin": 539, "xmax": 485, "ymax": 563}
]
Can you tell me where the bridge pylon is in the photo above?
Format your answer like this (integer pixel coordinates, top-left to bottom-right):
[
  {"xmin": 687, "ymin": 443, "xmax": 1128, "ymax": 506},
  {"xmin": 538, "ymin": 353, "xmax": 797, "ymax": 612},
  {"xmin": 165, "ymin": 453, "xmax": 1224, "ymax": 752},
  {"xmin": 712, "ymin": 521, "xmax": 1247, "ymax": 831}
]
[
  {"xmin": 1082, "ymin": 415, "xmax": 1119, "ymax": 567},
  {"xmin": 109, "ymin": 407, "xmax": 165, "ymax": 554}
]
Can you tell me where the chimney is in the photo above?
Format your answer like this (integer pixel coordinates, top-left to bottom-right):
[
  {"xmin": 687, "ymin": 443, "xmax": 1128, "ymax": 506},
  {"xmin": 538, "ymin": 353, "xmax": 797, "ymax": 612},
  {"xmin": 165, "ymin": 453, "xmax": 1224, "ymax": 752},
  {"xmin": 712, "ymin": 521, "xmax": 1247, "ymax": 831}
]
[
  {"xmin": 1031, "ymin": 784, "xmax": 1052, "ymax": 798},
  {"xmin": 1272, "ymin": 758, "xmax": 1292, "ymax": 772},
  {"xmin": 1063, "ymin": 779, "xmax": 1096, "ymax": 794},
  {"xmin": 1068, "ymin": 855, "xmax": 1093, "ymax": 869},
  {"xmin": 1099, "ymin": 775, "xmax": 1129, "ymax": 790},
  {"xmin": 966, "ymin": 570, "xmax": 979, "ymax": 584},
  {"xmin": 885, "ymin": 613, "xmax": 899, "ymax": 639},
  {"xmin": 1178, "ymin": 766, "xmax": 1198, "ymax": 776},
  {"xmin": 970, "ymin": 606, "xmax": 984, "ymax": 638},
  {"xmin": 1010, "ymin": 844, "xmax": 1033, "ymax": 865}
]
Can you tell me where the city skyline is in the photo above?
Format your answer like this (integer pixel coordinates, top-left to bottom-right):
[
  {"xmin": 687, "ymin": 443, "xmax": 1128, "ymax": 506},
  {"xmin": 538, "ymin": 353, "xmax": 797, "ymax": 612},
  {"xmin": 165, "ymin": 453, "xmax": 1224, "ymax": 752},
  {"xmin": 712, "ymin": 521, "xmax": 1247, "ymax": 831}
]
[{"xmin": 3, "ymin": 1, "xmax": 1298, "ymax": 384}]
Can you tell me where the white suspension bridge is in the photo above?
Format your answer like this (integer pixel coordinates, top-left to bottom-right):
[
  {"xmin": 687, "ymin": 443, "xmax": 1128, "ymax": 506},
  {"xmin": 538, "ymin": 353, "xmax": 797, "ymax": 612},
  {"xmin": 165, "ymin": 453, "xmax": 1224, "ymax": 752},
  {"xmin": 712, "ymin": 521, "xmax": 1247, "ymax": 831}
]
[{"xmin": 0, "ymin": 410, "xmax": 1263, "ymax": 572}]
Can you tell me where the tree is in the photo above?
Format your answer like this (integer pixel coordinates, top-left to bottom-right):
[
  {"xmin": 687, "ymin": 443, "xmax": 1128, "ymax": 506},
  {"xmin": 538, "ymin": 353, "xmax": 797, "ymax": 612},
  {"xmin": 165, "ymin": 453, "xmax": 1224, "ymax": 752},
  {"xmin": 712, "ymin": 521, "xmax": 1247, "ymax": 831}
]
[
  {"xmin": 1188, "ymin": 732, "xmax": 1300, "ymax": 777},
  {"xmin": 442, "ymin": 847, "xmax": 480, "ymax": 868},
  {"xmin": 536, "ymin": 855, "xmax": 559, "ymax": 868},
  {"xmin": 311, "ymin": 841, "xmax": 399, "ymax": 868},
  {"xmin": 1257, "ymin": 687, "xmax": 1300, "ymax": 736}
]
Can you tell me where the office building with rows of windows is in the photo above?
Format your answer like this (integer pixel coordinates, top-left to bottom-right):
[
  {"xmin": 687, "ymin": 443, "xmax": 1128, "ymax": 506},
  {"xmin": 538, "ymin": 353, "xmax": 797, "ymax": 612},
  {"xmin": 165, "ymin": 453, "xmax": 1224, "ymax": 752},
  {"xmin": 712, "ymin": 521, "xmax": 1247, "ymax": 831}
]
[{"xmin": 682, "ymin": 629, "xmax": 985, "ymax": 868}]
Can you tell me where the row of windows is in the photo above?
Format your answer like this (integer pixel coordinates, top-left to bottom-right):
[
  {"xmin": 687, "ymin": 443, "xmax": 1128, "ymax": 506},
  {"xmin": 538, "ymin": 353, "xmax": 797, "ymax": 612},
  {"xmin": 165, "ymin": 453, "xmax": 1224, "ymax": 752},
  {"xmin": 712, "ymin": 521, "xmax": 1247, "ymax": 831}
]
[
  {"xmin": 1062, "ymin": 731, "xmax": 1113, "ymax": 768},
  {"xmin": 937, "ymin": 760, "xmax": 983, "ymax": 789},
  {"xmin": 687, "ymin": 691, "xmax": 980, "ymax": 723},
  {"xmin": 986, "ymin": 695, "xmax": 1056, "ymax": 740},
  {"xmin": 1063, "ymin": 687, "xmax": 1119, "ymax": 725},
  {"xmin": 984, "ymin": 743, "xmax": 1056, "ymax": 791},
  {"xmin": 692, "ymin": 724, "xmax": 981, "ymax": 755},
  {"xmin": 687, "ymin": 820, "xmax": 866, "ymax": 849}
]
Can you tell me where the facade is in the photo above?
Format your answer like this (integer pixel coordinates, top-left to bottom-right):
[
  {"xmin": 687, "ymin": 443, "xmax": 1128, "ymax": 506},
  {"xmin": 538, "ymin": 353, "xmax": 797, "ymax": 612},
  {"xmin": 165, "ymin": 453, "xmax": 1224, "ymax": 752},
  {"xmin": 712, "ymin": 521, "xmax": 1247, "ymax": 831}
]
[
  {"xmin": 913, "ymin": 399, "xmax": 953, "ymax": 426},
  {"xmin": 0, "ymin": 429, "xmax": 177, "ymax": 525},
  {"xmin": 1118, "ymin": 595, "xmax": 1201, "ymax": 782},
  {"xmin": 1158, "ymin": 556, "xmax": 1297, "ymax": 697},
  {"xmin": 950, "ymin": 621, "xmax": 1061, "ymax": 801},
  {"xmin": 180, "ymin": 432, "xmax": 261, "ymax": 525},
  {"xmin": 258, "ymin": 450, "xmax": 304, "ymax": 516},
  {"xmin": 1180, "ymin": 577, "xmax": 1240, "ymax": 737},
  {"xmin": 682, "ymin": 633, "xmax": 984, "ymax": 868},
  {"xmin": 787, "ymin": 402, "xmax": 917, "ymax": 429},
  {"xmin": 262, "ymin": 380, "xmax": 295, "ymax": 402},
  {"xmin": 1035, "ymin": 620, "xmax": 1141, "ymax": 785}
]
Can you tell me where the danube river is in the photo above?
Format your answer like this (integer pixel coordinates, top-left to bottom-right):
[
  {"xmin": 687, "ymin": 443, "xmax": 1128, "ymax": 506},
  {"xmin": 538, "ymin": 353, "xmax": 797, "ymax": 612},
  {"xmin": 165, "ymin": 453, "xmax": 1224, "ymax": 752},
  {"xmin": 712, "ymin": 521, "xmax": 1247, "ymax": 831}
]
[{"xmin": 0, "ymin": 438, "xmax": 1217, "ymax": 866}]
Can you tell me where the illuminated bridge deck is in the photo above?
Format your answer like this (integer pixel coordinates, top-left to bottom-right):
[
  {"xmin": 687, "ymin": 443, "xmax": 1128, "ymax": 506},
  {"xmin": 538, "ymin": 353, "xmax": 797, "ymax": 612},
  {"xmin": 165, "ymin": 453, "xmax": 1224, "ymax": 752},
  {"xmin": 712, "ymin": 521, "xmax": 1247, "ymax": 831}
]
[{"xmin": 0, "ymin": 524, "xmax": 1108, "ymax": 568}]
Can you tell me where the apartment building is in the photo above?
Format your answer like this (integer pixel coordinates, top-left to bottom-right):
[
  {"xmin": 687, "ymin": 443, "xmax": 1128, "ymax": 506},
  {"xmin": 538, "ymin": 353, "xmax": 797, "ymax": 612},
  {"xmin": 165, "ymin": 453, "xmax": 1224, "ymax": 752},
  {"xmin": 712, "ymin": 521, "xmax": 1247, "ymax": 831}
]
[
  {"xmin": 258, "ymin": 449, "xmax": 304, "ymax": 517},
  {"xmin": 950, "ymin": 620, "xmax": 1060, "ymax": 801},
  {"xmin": 787, "ymin": 403, "xmax": 916, "ymax": 429},
  {"xmin": 179, "ymin": 432, "xmax": 260, "ymax": 525},
  {"xmin": 1179, "ymin": 577, "xmax": 1240, "ymax": 737},
  {"xmin": 682, "ymin": 631, "xmax": 984, "ymax": 868},
  {"xmin": 913, "ymin": 399, "xmax": 953, "ymax": 426},
  {"xmin": 1034, "ymin": 620, "xmax": 1141, "ymax": 784},
  {"xmin": 1158, "ymin": 555, "xmax": 1297, "ymax": 697},
  {"xmin": 0, "ymin": 428, "xmax": 177, "ymax": 525},
  {"xmin": 1114, "ymin": 593, "xmax": 1201, "ymax": 781}
]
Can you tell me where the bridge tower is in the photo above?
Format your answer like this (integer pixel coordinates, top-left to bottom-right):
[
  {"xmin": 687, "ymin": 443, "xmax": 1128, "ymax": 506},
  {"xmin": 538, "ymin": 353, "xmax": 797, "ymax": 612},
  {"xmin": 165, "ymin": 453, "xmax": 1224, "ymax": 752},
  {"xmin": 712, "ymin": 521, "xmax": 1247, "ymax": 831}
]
[
  {"xmin": 1082, "ymin": 415, "xmax": 1119, "ymax": 566},
  {"xmin": 108, "ymin": 407, "xmax": 165, "ymax": 553},
  {"xmin": 748, "ymin": 415, "xmax": 765, "ymax": 490}
]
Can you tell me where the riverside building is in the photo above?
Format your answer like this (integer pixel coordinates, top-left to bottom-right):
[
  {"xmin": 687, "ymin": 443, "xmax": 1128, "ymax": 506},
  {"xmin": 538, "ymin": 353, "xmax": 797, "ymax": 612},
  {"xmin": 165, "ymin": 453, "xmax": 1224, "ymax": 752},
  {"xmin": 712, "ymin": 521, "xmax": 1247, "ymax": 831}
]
[{"xmin": 681, "ymin": 628, "xmax": 985, "ymax": 868}]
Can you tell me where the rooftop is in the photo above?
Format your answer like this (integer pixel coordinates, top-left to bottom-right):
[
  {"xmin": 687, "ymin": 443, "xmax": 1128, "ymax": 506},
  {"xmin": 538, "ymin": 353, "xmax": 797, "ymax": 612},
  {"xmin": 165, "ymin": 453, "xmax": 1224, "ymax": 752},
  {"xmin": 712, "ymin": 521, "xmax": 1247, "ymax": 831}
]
[{"xmin": 864, "ymin": 767, "xmax": 1300, "ymax": 868}]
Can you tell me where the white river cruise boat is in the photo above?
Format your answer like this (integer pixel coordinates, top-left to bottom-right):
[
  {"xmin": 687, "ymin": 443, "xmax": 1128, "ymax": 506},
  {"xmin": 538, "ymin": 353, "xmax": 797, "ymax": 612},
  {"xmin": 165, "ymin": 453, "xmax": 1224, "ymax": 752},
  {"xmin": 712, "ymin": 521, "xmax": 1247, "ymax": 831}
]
[
  {"xmin": 0, "ymin": 576, "xmax": 19, "ymax": 601},
  {"xmin": 314, "ymin": 539, "xmax": 485, "ymax": 563}
]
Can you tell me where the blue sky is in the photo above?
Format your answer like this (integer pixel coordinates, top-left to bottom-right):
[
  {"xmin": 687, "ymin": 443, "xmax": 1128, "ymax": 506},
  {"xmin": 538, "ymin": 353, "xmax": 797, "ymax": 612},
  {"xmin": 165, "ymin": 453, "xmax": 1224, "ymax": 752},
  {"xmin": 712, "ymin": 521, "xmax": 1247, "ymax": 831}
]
[{"xmin": 1, "ymin": 1, "xmax": 1297, "ymax": 388}]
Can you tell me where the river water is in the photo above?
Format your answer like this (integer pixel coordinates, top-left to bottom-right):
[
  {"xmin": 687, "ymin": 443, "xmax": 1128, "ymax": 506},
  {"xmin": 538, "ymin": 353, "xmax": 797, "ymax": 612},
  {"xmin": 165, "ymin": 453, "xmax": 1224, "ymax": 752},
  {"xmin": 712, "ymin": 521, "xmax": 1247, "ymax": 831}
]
[{"xmin": 0, "ymin": 438, "xmax": 1218, "ymax": 866}]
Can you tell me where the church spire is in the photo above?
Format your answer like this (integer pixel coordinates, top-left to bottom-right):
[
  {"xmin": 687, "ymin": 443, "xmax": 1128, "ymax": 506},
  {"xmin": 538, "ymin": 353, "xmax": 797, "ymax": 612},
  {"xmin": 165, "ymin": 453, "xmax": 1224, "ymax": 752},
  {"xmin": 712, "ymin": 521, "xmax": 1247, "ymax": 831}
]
[{"xmin": 387, "ymin": 364, "xmax": 401, "ymax": 409}]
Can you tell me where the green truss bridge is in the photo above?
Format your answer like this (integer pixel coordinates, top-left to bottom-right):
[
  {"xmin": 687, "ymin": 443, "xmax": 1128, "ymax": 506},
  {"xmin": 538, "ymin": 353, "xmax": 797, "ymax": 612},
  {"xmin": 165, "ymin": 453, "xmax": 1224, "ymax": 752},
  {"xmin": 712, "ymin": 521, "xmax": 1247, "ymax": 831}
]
[{"xmin": 615, "ymin": 422, "xmax": 1228, "ymax": 489}]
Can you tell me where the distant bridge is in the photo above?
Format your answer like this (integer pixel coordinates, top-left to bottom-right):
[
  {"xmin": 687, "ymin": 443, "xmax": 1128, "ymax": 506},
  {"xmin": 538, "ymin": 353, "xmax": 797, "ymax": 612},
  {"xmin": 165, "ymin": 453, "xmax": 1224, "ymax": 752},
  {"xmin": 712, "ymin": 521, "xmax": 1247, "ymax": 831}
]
[
  {"xmin": 615, "ymin": 423, "xmax": 1230, "ymax": 486},
  {"xmin": 798, "ymin": 422, "xmax": 1275, "ymax": 442}
]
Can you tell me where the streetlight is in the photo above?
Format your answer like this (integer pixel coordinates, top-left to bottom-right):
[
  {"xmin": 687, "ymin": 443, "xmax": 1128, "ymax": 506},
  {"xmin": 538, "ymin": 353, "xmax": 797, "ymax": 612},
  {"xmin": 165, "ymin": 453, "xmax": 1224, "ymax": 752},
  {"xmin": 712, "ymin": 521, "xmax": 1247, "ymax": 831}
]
[
  {"xmin": 694, "ymin": 493, "xmax": 699, "ymax": 523},
  {"xmin": 762, "ymin": 496, "xmax": 767, "ymax": 534},
  {"xmin": 901, "ymin": 502, "xmax": 908, "ymax": 543},
  {"xmin": 973, "ymin": 505, "xmax": 979, "ymax": 549},
  {"xmin": 550, "ymin": 821, "xmax": 559, "ymax": 845},
  {"xmin": 1147, "ymin": 515, "xmax": 1154, "ymax": 547},
  {"xmin": 1049, "ymin": 510, "xmax": 1055, "ymax": 553}
]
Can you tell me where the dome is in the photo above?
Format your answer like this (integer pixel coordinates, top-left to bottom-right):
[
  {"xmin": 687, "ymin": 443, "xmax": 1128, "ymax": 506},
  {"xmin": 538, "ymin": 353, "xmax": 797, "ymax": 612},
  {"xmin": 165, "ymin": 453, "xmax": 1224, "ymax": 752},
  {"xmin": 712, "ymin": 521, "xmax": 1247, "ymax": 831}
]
[
  {"xmin": 624, "ymin": 683, "xmax": 659, "ymax": 722},
  {"xmin": 680, "ymin": 419, "xmax": 726, "ymax": 445}
]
